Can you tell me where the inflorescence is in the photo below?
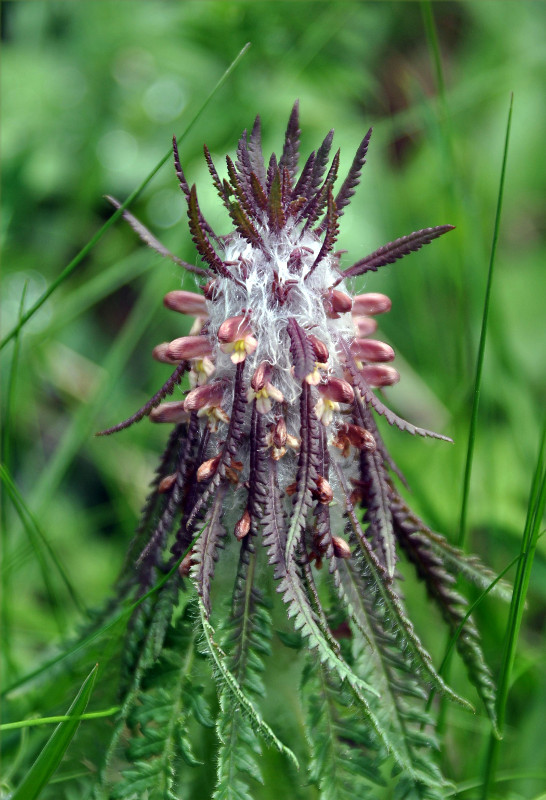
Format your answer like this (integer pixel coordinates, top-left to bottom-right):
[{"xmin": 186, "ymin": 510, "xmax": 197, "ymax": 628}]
[{"xmin": 100, "ymin": 102, "xmax": 500, "ymax": 785}]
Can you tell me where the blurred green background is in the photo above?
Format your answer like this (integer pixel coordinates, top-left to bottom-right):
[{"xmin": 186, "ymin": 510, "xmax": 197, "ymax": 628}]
[{"xmin": 1, "ymin": 1, "xmax": 545, "ymax": 797}]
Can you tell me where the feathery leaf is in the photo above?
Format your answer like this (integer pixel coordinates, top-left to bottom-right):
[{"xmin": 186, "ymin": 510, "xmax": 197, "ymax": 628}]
[{"xmin": 342, "ymin": 225, "xmax": 455, "ymax": 280}]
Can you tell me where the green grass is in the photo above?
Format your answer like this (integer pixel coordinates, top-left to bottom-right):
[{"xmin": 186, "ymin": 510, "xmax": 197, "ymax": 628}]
[{"xmin": 1, "ymin": 2, "xmax": 545, "ymax": 798}]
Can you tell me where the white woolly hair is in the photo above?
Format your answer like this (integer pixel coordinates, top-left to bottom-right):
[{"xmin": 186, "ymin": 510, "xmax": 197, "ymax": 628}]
[{"xmin": 206, "ymin": 220, "xmax": 355, "ymax": 411}]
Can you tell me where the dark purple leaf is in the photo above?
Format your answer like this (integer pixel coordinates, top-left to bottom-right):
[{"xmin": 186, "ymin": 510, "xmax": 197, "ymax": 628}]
[
  {"xmin": 341, "ymin": 225, "xmax": 455, "ymax": 280},
  {"xmin": 267, "ymin": 167, "xmax": 285, "ymax": 232},
  {"xmin": 105, "ymin": 195, "xmax": 209, "ymax": 278},
  {"xmin": 96, "ymin": 362, "xmax": 188, "ymax": 436},
  {"xmin": 279, "ymin": 100, "xmax": 300, "ymax": 183},
  {"xmin": 248, "ymin": 115, "xmax": 266, "ymax": 184},
  {"xmin": 286, "ymin": 318, "xmax": 316, "ymax": 382}
]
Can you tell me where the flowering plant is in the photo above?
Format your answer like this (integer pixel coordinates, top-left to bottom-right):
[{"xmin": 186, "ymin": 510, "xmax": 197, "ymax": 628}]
[{"xmin": 97, "ymin": 102, "xmax": 503, "ymax": 798}]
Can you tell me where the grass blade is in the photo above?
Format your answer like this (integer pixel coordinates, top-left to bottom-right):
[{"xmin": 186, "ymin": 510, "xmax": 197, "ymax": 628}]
[
  {"xmin": 0, "ymin": 706, "xmax": 119, "ymax": 732},
  {"xmin": 0, "ymin": 43, "xmax": 250, "ymax": 352},
  {"xmin": 435, "ymin": 92, "xmax": 514, "ymax": 735},
  {"xmin": 480, "ymin": 422, "xmax": 546, "ymax": 798},
  {"xmin": 458, "ymin": 93, "xmax": 514, "ymax": 549},
  {"xmin": 10, "ymin": 664, "xmax": 98, "ymax": 800},
  {"xmin": 1, "ymin": 284, "xmax": 27, "ymax": 676}
]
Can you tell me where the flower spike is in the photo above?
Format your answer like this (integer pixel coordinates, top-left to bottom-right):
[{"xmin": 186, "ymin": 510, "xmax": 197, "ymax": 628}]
[{"xmin": 99, "ymin": 103, "xmax": 500, "ymax": 796}]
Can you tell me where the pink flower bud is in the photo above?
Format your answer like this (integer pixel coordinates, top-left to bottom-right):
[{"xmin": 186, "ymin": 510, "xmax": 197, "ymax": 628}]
[
  {"xmin": 344, "ymin": 424, "xmax": 376, "ymax": 451},
  {"xmin": 202, "ymin": 280, "xmax": 217, "ymax": 300},
  {"xmin": 251, "ymin": 361, "xmax": 273, "ymax": 391},
  {"xmin": 272, "ymin": 417, "xmax": 287, "ymax": 448},
  {"xmin": 352, "ymin": 316, "xmax": 377, "ymax": 338},
  {"xmin": 352, "ymin": 293, "xmax": 392, "ymax": 316},
  {"xmin": 158, "ymin": 473, "xmax": 177, "ymax": 493},
  {"xmin": 196, "ymin": 454, "xmax": 221, "ymax": 482},
  {"xmin": 324, "ymin": 289, "xmax": 352, "ymax": 318},
  {"xmin": 330, "ymin": 290, "xmax": 353, "ymax": 313},
  {"xmin": 184, "ymin": 381, "xmax": 225, "ymax": 412},
  {"xmin": 308, "ymin": 334, "xmax": 329, "ymax": 364},
  {"xmin": 317, "ymin": 378, "xmax": 355, "ymax": 404},
  {"xmin": 360, "ymin": 364, "xmax": 400, "ymax": 388},
  {"xmin": 163, "ymin": 290, "xmax": 208, "ymax": 316},
  {"xmin": 149, "ymin": 401, "xmax": 189, "ymax": 423},
  {"xmin": 314, "ymin": 476, "xmax": 334, "ymax": 504},
  {"xmin": 166, "ymin": 335, "xmax": 213, "ymax": 361},
  {"xmin": 178, "ymin": 550, "xmax": 194, "ymax": 577},
  {"xmin": 351, "ymin": 338, "xmax": 395, "ymax": 363},
  {"xmin": 218, "ymin": 315, "xmax": 252, "ymax": 343},
  {"xmin": 234, "ymin": 508, "xmax": 251, "ymax": 540},
  {"xmin": 332, "ymin": 536, "xmax": 352, "ymax": 559},
  {"xmin": 152, "ymin": 343, "xmax": 182, "ymax": 365}
]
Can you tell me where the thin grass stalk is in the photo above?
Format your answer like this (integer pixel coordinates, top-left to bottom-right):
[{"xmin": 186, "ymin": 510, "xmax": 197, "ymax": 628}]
[
  {"xmin": 420, "ymin": 0, "xmax": 473, "ymax": 384},
  {"xmin": 458, "ymin": 94, "xmax": 513, "ymax": 550},
  {"xmin": 1, "ymin": 284, "xmax": 27, "ymax": 677},
  {"xmin": 0, "ymin": 707, "xmax": 120, "ymax": 733},
  {"xmin": 0, "ymin": 465, "xmax": 68, "ymax": 636},
  {"xmin": 435, "ymin": 93, "xmax": 514, "ymax": 738},
  {"xmin": 480, "ymin": 423, "xmax": 546, "ymax": 799},
  {"xmin": 449, "ymin": 770, "xmax": 546, "ymax": 798},
  {"xmin": 0, "ymin": 43, "xmax": 250, "ymax": 352}
]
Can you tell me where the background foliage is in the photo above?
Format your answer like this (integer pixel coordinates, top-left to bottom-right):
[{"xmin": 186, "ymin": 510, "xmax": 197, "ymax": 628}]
[{"xmin": 1, "ymin": 1, "xmax": 545, "ymax": 798}]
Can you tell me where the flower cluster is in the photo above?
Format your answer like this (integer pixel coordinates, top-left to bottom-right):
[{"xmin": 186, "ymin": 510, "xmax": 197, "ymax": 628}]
[{"xmin": 100, "ymin": 105, "xmax": 499, "ymax": 771}]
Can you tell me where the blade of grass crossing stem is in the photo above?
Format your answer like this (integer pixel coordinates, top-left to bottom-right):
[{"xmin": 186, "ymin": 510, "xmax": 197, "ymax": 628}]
[
  {"xmin": 10, "ymin": 664, "xmax": 98, "ymax": 800},
  {"xmin": 481, "ymin": 423, "xmax": 546, "ymax": 799},
  {"xmin": 1, "ymin": 284, "xmax": 27, "ymax": 676},
  {"xmin": 0, "ymin": 464, "xmax": 86, "ymax": 617},
  {"xmin": 458, "ymin": 94, "xmax": 513, "ymax": 550},
  {"xmin": 0, "ymin": 43, "xmax": 250, "ymax": 352},
  {"xmin": 0, "ymin": 707, "xmax": 119, "ymax": 733}
]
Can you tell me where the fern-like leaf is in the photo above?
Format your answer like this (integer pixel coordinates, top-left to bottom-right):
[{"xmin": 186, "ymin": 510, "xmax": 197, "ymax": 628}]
[
  {"xmin": 392, "ymin": 499, "xmax": 499, "ymax": 733},
  {"xmin": 186, "ymin": 363, "xmax": 247, "ymax": 531},
  {"xmin": 111, "ymin": 598, "xmax": 212, "ymax": 799},
  {"xmin": 197, "ymin": 595, "xmax": 298, "ymax": 769},
  {"xmin": 247, "ymin": 115, "xmax": 266, "ymax": 185},
  {"xmin": 214, "ymin": 540, "xmax": 272, "ymax": 798},
  {"xmin": 105, "ymin": 195, "xmax": 209, "ymax": 277},
  {"xmin": 334, "ymin": 127, "xmax": 372, "ymax": 217},
  {"xmin": 307, "ymin": 187, "xmax": 339, "ymax": 280},
  {"xmin": 191, "ymin": 483, "xmax": 228, "ymax": 617},
  {"xmin": 332, "ymin": 460, "xmax": 473, "ymax": 712},
  {"xmin": 302, "ymin": 661, "xmax": 385, "ymax": 799},
  {"xmin": 284, "ymin": 382, "xmax": 320, "ymax": 562},
  {"xmin": 342, "ymin": 225, "xmax": 455, "ymax": 279},
  {"xmin": 279, "ymin": 99, "xmax": 300, "ymax": 183}
]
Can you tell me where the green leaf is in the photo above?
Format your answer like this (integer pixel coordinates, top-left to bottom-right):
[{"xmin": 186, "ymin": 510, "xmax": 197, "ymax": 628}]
[
  {"xmin": 198, "ymin": 595, "xmax": 299, "ymax": 771},
  {"xmin": 11, "ymin": 664, "xmax": 98, "ymax": 800}
]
